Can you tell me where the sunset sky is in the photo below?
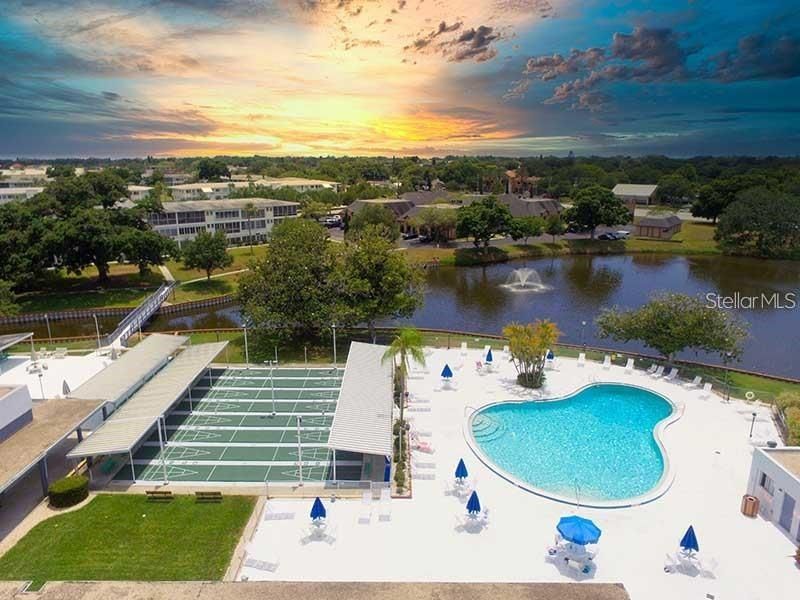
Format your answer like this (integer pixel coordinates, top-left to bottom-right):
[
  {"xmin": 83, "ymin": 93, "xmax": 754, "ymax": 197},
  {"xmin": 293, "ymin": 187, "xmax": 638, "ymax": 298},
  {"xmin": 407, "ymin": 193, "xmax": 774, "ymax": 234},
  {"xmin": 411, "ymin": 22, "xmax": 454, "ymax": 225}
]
[{"xmin": 1, "ymin": 0, "xmax": 799, "ymax": 157}]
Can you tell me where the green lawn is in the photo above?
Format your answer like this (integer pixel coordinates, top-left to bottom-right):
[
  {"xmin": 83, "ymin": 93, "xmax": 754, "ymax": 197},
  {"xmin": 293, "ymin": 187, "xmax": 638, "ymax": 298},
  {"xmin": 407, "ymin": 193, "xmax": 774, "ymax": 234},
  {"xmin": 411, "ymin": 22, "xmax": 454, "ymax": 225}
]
[
  {"xmin": 166, "ymin": 245, "xmax": 267, "ymax": 282},
  {"xmin": 16, "ymin": 264, "xmax": 164, "ymax": 313},
  {"xmin": 169, "ymin": 277, "xmax": 239, "ymax": 305},
  {"xmin": 0, "ymin": 494, "xmax": 255, "ymax": 590}
]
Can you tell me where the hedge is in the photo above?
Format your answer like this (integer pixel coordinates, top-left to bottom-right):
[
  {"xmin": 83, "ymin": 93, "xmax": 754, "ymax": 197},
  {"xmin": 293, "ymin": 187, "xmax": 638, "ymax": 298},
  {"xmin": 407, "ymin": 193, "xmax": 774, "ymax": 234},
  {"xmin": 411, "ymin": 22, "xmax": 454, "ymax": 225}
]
[{"xmin": 48, "ymin": 475, "xmax": 89, "ymax": 508}]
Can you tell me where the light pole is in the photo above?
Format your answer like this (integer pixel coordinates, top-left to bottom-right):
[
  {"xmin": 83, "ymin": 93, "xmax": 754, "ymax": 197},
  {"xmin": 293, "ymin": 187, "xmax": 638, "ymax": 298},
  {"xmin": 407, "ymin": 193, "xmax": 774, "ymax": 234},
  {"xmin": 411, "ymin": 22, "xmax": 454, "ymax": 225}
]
[
  {"xmin": 264, "ymin": 360, "xmax": 277, "ymax": 417},
  {"xmin": 749, "ymin": 412, "xmax": 757, "ymax": 438},
  {"xmin": 243, "ymin": 326, "xmax": 249, "ymax": 366},
  {"xmin": 724, "ymin": 351, "xmax": 733, "ymax": 402},
  {"xmin": 37, "ymin": 373, "xmax": 45, "ymax": 400},
  {"xmin": 296, "ymin": 415, "xmax": 303, "ymax": 486},
  {"xmin": 92, "ymin": 314, "xmax": 101, "ymax": 351},
  {"xmin": 581, "ymin": 320, "xmax": 587, "ymax": 351},
  {"xmin": 44, "ymin": 314, "xmax": 52, "ymax": 344},
  {"xmin": 331, "ymin": 323, "xmax": 338, "ymax": 367}
]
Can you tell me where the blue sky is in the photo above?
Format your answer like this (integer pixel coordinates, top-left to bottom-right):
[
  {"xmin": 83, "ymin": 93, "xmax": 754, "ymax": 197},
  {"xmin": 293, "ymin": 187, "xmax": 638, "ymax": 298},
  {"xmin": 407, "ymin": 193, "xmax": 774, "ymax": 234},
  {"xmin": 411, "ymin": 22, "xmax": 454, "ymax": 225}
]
[{"xmin": 1, "ymin": 0, "xmax": 798, "ymax": 157}]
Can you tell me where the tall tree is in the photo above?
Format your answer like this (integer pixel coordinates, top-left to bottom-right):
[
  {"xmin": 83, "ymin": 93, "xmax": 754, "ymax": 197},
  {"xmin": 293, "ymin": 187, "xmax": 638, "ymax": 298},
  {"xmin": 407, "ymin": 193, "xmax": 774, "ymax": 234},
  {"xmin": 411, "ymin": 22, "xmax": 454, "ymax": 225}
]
[
  {"xmin": 544, "ymin": 213, "xmax": 566, "ymax": 244},
  {"xmin": 456, "ymin": 195, "xmax": 513, "ymax": 251},
  {"xmin": 238, "ymin": 219, "xmax": 338, "ymax": 340},
  {"xmin": 197, "ymin": 158, "xmax": 230, "ymax": 181},
  {"xmin": 563, "ymin": 185, "xmax": 631, "ymax": 239},
  {"xmin": 503, "ymin": 320, "xmax": 561, "ymax": 388},
  {"xmin": 181, "ymin": 230, "xmax": 233, "ymax": 280},
  {"xmin": 715, "ymin": 188, "xmax": 800, "ymax": 259},
  {"xmin": 382, "ymin": 327, "xmax": 426, "ymax": 459},
  {"xmin": 121, "ymin": 229, "xmax": 177, "ymax": 276},
  {"xmin": 347, "ymin": 204, "xmax": 400, "ymax": 242},
  {"xmin": 411, "ymin": 206, "xmax": 457, "ymax": 243},
  {"xmin": 0, "ymin": 280, "xmax": 19, "ymax": 317},
  {"xmin": 655, "ymin": 174, "xmax": 694, "ymax": 207},
  {"xmin": 334, "ymin": 232, "xmax": 424, "ymax": 341},
  {"xmin": 508, "ymin": 216, "xmax": 545, "ymax": 245},
  {"xmin": 596, "ymin": 292, "xmax": 748, "ymax": 363}
]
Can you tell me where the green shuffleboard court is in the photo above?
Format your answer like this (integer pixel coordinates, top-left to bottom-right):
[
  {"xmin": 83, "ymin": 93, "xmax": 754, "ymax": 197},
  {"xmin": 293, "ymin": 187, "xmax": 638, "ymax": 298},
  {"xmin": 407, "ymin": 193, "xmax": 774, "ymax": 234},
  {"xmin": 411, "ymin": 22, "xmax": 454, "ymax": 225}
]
[{"xmin": 113, "ymin": 366, "xmax": 363, "ymax": 485}]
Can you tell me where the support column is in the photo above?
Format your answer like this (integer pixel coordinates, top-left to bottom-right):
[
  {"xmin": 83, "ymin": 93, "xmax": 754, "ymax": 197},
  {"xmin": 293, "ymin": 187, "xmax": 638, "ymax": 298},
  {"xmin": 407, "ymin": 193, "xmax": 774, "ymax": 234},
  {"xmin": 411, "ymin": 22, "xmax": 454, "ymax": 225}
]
[
  {"xmin": 102, "ymin": 405, "xmax": 108, "ymax": 420},
  {"xmin": 129, "ymin": 450, "xmax": 136, "ymax": 481},
  {"xmin": 76, "ymin": 427, "xmax": 83, "ymax": 442},
  {"xmin": 332, "ymin": 449, "xmax": 337, "ymax": 482},
  {"xmin": 38, "ymin": 458, "xmax": 49, "ymax": 496}
]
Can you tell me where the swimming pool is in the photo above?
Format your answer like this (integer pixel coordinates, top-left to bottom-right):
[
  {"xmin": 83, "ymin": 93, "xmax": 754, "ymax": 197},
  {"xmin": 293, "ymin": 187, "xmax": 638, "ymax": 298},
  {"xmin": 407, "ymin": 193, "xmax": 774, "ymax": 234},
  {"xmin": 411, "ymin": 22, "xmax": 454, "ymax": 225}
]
[{"xmin": 469, "ymin": 383, "xmax": 676, "ymax": 506}]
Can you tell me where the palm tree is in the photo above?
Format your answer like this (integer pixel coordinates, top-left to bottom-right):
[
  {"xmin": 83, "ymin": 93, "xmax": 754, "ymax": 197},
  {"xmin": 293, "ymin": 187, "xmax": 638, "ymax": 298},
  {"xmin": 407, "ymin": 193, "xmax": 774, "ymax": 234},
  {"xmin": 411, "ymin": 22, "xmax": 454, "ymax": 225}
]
[{"xmin": 382, "ymin": 327, "xmax": 425, "ymax": 460}]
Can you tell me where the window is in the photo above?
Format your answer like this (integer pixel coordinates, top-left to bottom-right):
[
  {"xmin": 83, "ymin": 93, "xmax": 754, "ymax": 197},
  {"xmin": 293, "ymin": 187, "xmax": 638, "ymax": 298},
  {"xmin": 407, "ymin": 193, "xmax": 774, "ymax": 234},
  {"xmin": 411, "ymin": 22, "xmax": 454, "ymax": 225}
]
[
  {"xmin": 177, "ymin": 211, "xmax": 206, "ymax": 224},
  {"xmin": 759, "ymin": 472, "xmax": 775, "ymax": 496},
  {"xmin": 214, "ymin": 210, "xmax": 240, "ymax": 220}
]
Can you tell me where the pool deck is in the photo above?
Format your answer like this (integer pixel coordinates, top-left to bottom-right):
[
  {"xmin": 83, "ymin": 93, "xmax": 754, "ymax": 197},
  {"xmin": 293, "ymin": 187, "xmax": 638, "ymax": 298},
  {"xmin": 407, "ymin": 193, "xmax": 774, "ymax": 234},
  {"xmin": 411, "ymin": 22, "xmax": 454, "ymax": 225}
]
[{"xmin": 241, "ymin": 347, "xmax": 796, "ymax": 600}]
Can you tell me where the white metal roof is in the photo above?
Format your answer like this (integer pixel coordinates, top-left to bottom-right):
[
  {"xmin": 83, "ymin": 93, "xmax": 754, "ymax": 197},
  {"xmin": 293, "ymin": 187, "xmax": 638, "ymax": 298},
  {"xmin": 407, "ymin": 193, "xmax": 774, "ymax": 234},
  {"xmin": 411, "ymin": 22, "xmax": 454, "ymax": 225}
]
[
  {"xmin": 69, "ymin": 333, "xmax": 187, "ymax": 404},
  {"xmin": 67, "ymin": 342, "xmax": 227, "ymax": 458},
  {"xmin": 0, "ymin": 332, "xmax": 33, "ymax": 353},
  {"xmin": 612, "ymin": 183, "xmax": 658, "ymax": 198},
  {"xmin": 327, "ymin": 341, "xmax": 394, "ymax": 457}
]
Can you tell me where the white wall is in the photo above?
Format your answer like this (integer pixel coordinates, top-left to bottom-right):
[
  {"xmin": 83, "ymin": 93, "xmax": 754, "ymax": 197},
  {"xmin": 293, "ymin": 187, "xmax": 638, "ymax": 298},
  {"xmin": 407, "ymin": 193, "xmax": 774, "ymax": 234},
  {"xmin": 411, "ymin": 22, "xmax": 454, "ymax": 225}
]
[
  {"xmin": 747, "ymin": 448, "xmax": 800, "ymax": 543},
  {"xmin": 0, "ymin": 385, "xmax": 33, "ymax": 432}
]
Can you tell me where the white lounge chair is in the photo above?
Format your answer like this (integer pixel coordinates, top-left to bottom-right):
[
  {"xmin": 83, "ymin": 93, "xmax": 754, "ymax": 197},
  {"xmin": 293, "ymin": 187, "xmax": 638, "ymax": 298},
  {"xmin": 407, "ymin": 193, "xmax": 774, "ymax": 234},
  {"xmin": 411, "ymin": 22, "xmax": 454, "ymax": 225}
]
[
  {"xmin": 646, "ymin": 364, "xmax": 658, "ymax": 374},
  {"xmin": 502, "ymin": 345, "xmax": 509, "ymax": 355},
  {"xmin": 577, "ymin": 353, "xmax": 586, "ymax": 367},
  {"xmin": 700, "ymin": 557, "xmax": 718, "ymax": 578},
  {"xmin": 685, "ymin": 375, "xmax": 702, "ymax": 388},
  {"xmin": 460, "ymin": 342, "xmax": 468, "ymax": 356},
  {"xmin": 624, "ymin": 358, "xmax": 635, "ymax": 374},
  {"xmin": 379, "ymin": 487, "xmax": 392, "ymax": 521},
  {"xmin": 651, "ymin": 365, "xmax": 665, "ymax": 378},
  {"xmin": 602, "ymin": 355, "xmax": 611, "ymax": 370},
  {"xmin": 700, "ymin": 382, "xmax": 713, "ymax": 398},
  {"xmin": 358, "ymin": 490, "xmax": 372, "ymax": 524},
  {"xmin": 664, "ymin": 368, "xmax": 679, "ymax": 382},
  {"xmin": 663, "ymin": 553, "xmax": 678, "ymax": 573}
]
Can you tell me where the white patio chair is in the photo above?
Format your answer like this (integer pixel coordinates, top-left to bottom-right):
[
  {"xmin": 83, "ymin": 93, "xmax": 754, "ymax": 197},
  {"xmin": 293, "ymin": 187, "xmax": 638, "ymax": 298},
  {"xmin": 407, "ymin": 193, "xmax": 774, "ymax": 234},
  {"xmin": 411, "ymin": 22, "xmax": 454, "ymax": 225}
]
[
  {"xmin": 502, "ymin": 345, "xmax": 510, "ymax": 355},
  {"xmin": 664, "ymin": 368, "xmax": 679, "ymax": 382},
  {"xmin": 379, "ymin": 488, "xmax": 392, "ymax": 521},
  {"xmin": 244, "ymin": 554, "xmax": 280, "ymax": 573},
  {"xmin": 651, "ymin": 365, "xmax": 665, "ymax": 378},
  {"xmin": 54, "ymin": 347, "xmax": 68, "ymax": 359},
  {"xmin": 664, "ymin": 553, "xmax": 678, "ymax": 573},
  {"xmin": 685, "ymin": 375, "xmax": 702, "ymax": 388},
  {"xmin": 602, "ymin": 355, "xmax": 611, "ymax": 370},
  {"xmin": 358, "ymin": 490, "xmax": 372, "ymax": 524},
  {"xmin": 700, "ymin": 557, "xmax": 718, "ymax": 578},
  {"xmin": 624, "ymin": 358, "xmax": 635, "ymax": 374},
  {"xmin": 460, "ymin": 342, "xmax": 468, "ymax": 356},
  {"xmin": 700, "ymin": 382, "xmax": 713, "ymax": 398},
  {"xmin": 646, "ymin": 364, "xmax": 658, "ymax": 374},
  {"xmin": 577, "ymin": 352, "xmax": 586, "ymax": 367}
]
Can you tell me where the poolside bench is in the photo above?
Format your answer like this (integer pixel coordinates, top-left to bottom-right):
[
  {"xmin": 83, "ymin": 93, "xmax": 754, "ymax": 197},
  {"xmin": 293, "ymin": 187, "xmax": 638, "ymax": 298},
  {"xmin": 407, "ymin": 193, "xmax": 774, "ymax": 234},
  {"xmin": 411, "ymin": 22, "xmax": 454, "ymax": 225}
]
[
  {"xmin": 195, "ymin": 490, "xmax": 223, "ymax": 503},
  {"xmin": 145, "ymin": 489, "xmax": 173, "ymax": 502}
]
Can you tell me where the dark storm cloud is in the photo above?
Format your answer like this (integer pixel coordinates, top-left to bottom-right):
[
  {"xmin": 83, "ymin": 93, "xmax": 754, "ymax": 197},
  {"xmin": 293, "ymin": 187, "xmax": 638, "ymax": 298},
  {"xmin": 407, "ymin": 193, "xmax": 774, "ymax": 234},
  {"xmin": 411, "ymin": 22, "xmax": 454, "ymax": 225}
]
[
  {"xmin": 708, "ymin": 34, "xmax": 800, "ymax": 82},
  {"xmin": 450, "ymin": 25, "xmax": 501, "ymax": 62}
]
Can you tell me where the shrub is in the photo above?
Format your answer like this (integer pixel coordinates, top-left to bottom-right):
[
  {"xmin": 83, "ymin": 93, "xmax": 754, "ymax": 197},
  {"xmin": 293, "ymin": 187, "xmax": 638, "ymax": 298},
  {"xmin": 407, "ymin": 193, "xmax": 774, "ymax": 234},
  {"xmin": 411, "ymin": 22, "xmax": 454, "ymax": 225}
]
[
  {"xmin": 48, "ymin": 475, "xmax": 89, "ymax": 508},
  {"xmin": 785, "ymin": 406, "xmax": 800, "ymax": 446},
  {"xmin": 394, "ymin": 463, "xmax": 406, "ymax": 493}
]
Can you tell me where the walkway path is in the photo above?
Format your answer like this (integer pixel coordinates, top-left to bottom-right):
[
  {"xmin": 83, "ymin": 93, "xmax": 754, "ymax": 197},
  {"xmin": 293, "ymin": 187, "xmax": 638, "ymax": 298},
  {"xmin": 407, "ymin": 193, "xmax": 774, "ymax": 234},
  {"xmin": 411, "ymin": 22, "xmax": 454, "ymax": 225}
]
[{"xmin": 158, "ymin": 264, "xmax": 175, "ymax": 283}]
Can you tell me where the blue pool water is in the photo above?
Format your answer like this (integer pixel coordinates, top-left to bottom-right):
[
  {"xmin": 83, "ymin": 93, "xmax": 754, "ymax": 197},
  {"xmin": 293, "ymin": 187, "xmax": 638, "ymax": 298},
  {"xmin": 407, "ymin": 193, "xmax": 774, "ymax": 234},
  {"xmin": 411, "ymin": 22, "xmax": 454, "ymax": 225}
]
[{"xmin": 471, "ymin": 384, "xmax": 674, "ymax": 502}]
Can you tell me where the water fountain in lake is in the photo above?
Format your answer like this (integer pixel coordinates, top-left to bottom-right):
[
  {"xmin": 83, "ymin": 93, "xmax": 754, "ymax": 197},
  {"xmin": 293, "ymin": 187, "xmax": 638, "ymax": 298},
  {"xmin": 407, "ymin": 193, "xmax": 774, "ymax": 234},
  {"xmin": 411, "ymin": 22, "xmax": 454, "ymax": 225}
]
[{"xmin": 501, "ymin": 268, "xmax": 551, "ymax": 292}]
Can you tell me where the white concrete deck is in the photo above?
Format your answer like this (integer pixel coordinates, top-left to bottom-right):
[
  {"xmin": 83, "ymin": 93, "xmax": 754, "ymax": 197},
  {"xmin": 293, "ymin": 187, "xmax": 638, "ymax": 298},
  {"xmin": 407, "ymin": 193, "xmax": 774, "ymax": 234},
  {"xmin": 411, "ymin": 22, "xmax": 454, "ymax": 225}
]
[
  {"xmin": 241, "ymin": 348, "xmax": 796, "ymax": 600},
  {"xmin": 0, "ymin": 354, "xmax": 109, "ymax": 400}
]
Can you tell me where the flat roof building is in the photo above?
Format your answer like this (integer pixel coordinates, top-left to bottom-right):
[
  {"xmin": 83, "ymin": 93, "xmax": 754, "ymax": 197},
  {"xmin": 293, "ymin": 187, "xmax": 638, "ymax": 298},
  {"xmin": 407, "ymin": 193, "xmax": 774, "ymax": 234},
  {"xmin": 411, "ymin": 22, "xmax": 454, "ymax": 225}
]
[
  {"xmin": 747, "ymin": 447, "xmax": 800, "ymax": 544},
  {"xmin": 613, "ymin": 183, "xmax": 658, "ymax": 206},
  {"xmin": 145, "ymin": 197, "xmax": 299, "ymax": 247},
  {"xmin": 0, "ymin": 187, "xmax": 44, "ymax": 205},
  {"xmin": 635, "ymin": 214, "xmax": 682, "ymax": 239}
]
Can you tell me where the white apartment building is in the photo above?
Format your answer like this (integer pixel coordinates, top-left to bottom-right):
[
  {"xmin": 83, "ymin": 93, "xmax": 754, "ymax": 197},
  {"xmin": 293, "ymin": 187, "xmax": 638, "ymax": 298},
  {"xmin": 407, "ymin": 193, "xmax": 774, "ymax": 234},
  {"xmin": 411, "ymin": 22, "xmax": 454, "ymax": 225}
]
[
  {"xmin": 169, "ymin": 181, "xmax": 256, "ymax": 201},
  {"xmin": 127, "ymin": 185, "xmax": 153, "ymax": 202},
  {"xmin": 146, "ymin": 197, "xmax": 299, "ymax": 247},
  {"xmin": 0, "ymin": 187, "xmax": 44, "ymax": 205},
  {"xmin": 258, "ymin": 177, "xmax": 340, "ymax": 193}
]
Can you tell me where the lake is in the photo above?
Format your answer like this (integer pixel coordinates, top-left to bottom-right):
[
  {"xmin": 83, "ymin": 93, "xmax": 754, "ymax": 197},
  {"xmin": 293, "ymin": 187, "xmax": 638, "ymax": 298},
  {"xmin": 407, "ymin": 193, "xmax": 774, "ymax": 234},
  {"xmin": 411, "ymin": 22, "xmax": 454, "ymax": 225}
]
[{"xmin": 7, "ymin": 254, "xmax": 800, "ymax": 378}]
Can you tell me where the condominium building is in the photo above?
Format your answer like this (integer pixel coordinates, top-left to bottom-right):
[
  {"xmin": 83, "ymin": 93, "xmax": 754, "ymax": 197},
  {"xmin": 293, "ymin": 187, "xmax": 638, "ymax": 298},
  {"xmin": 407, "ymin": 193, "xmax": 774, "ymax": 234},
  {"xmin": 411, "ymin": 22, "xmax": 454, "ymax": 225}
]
[
  {"xmin": 145, "ymin": 197, "xmax": 299, "ymax": 247},
  {"xmin": 0, "ymin": 187, "xmax": 44, "ymax": 205},
  {"xmin": 127, "ymin": 185, "xmax": 153, "ymax": 202},
  {"xmin": 169, "ymin": 181, "xmax": 255, "ymax": 201},
  {"xmin": 258, "ymin": 177, "xmax": 340, "ymax": 193}
]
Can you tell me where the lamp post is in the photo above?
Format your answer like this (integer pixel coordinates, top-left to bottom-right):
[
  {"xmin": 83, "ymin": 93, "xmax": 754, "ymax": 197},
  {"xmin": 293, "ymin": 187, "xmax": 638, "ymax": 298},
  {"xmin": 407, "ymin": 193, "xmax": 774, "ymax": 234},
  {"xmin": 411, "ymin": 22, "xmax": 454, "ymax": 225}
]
[
  {"xmin": 749, "ymin": 412, "xmax": 757, "ymax": 438},
  {"xmin": 243, "ymin": 326, "xmax": 249, "ymax": 366},
  {"xmin": 92, "ymin": 314, "xmax": 101, "ymax": 351},
  {"xmin": 296, "ymin": 415, "xmax": 303, "ymax": 486},
  {"xmin": 331, "ymin": 323, "xmax": 338, "ymax": 367},
  {"xmin": 44, "ymin": 314, "xmax": 52, "ymax": 344},
  {"xmin": 724, "ymin": 351, "xmax": 733, "ymax": 402},
  {"xmin": 37, "ymin": 372, "xmax": 45, "ymax": 400},
  {"xmin": 264, "ymin": 360, "xmax": 277, "ymax": 416},
  {"xmin": 581, "ymin": 320, "xmax": 587, "ymax": 351}
]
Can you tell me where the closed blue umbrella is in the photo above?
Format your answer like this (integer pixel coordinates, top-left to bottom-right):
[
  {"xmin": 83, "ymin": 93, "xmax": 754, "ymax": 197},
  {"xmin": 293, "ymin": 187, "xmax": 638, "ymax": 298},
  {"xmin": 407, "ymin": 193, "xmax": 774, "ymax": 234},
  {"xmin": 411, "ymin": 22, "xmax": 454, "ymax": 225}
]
[
  {"xmin": 557, "ymin": 515, "xmax": 601, "ymax": 545},
  {"xmin": 310, "ymin": 497, "xmax": 326, "ymax": 521},
  {"xmin": 441, "ymin": 364, "xmax": 453, "ymax": 379},
  {"xmin": 485, "ymin": 348, "xmax": 493, "ymax": 363},
  {"xmin": 466, "ymin": 490, "xmax": 481, "ymax": 514},
  {"xmin": 547, "ymin": 350, "xmax": 555, "ymax": 360},
  {"xmin": 455, "ymin": 458, "xmax": 468, "ymax": 481},
  {"xmin": 680, "ymin": 525, "xmax": 699, "ymax": 553}
]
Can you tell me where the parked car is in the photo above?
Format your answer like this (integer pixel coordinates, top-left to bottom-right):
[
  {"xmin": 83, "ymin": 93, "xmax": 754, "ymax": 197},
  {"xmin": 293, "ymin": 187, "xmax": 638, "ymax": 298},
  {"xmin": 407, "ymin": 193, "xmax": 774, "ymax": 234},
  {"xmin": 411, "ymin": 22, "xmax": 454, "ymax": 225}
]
[
  {"xmin": 597, "ymin": 233, "xmax": 617, "ymax": 240},
  {"xmin": 417, "ymin": 234, "xmax": 432, "ymax": 243},
  {"xmin": 614, "ymin": 230, "xmax": 631, "ymax": 239},
  {"xmin": 402, "ymin": 231, "xmax": 419, "ymax": 240}
]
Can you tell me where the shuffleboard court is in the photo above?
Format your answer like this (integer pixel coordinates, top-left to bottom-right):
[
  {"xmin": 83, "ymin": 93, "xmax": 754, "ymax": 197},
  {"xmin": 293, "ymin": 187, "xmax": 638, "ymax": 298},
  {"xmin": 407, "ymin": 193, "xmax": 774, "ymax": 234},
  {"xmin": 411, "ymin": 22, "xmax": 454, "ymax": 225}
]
[{"xmin": 114, "ymin": 366, "xmax": 361, "ymax": 485}]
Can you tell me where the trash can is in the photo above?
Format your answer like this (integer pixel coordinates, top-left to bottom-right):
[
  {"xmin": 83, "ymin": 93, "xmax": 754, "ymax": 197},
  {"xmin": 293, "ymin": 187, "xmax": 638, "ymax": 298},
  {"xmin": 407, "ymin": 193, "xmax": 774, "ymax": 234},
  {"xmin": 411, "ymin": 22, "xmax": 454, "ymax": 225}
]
[{"xmin": 741, "ymin": 494, "xmax": 759, "ymax": 517}]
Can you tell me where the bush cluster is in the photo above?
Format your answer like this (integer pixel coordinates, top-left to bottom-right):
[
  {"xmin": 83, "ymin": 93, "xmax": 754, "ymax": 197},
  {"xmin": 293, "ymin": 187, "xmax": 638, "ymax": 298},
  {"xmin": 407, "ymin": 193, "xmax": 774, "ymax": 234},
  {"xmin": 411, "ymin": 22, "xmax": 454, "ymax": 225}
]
[
  {"xmin": 48, "ymin": 475, "xmax": 89, "ymax": 508},
  {"xmin": 777, "ymin": 393, "xmax": 800, "ymax": 445}
]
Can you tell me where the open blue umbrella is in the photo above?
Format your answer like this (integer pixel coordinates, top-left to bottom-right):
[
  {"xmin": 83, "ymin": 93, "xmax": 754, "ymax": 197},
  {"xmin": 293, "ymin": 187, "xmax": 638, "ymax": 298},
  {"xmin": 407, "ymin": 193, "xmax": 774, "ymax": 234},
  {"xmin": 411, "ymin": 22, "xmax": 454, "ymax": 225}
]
[
  {"xmin": 557, "ymin": 515, "xmax": 601, "ymax": 545},
  {"xmin": 455, "ymin": 458, "xmax": 468, "ymax": 481},
  {"xmin": 485, "ymin": 348, "xmax": 493, "ymax": 363},
  {"xmin": 310, "ymin": 497, "xmax": 326, "ymax": 521},
  {"xmin": 441, "ymin": 364, "xmax": 453, "ymax": 379},
  {"xmin": 680, "ymin": 525, "xmax": 699, "ymax": 553},
  {"xmin": 466, "ymin": 490, "xmax": 481, "ymax": 514}
]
